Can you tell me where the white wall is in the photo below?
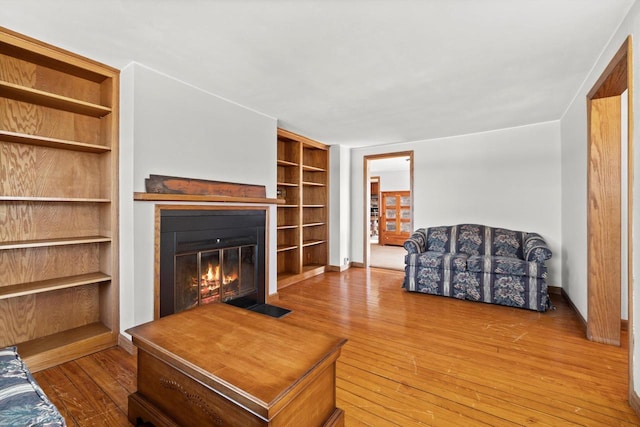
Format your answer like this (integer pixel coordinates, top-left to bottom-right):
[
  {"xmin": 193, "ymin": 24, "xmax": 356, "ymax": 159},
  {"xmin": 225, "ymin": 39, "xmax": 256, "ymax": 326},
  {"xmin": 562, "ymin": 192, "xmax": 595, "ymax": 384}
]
[
  {"xmin": 120, "ymin": 63, "xmax": 277, "ymax": 334},
  {"xmin": 351, "ymin": 121, "xmax": 562, "ymax": 286},
  {"xmin": 329, "ymin": 145, "xmax": 351, "ymax": 269},
  {"xmin": 560, "ymin": 1, "xmax": 640, "ymax": 396},
  {"xmin": 377, "ymin": 170, "xmax": 410, "ymax": 192}
]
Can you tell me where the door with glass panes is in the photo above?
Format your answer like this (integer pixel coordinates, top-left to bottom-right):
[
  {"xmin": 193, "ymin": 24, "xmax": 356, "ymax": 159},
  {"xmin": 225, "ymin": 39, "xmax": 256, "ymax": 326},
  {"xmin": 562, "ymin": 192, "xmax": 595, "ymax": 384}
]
[{"xmin": 379, "ymin": 191, "xmax": 411, "ymax": 246}]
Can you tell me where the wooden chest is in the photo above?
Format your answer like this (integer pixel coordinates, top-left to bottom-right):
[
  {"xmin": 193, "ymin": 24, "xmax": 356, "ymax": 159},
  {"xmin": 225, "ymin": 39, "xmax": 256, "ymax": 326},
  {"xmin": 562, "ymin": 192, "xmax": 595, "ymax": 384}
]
[{"xmin": 126, "ymin": 303, "xmax": 346, "ymax": 426}]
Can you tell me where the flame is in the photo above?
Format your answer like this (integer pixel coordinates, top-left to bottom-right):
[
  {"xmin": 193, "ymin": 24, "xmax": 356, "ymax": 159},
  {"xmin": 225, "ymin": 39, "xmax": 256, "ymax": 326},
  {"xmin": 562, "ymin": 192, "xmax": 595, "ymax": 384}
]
[
  {"xmin": 200, "ymin": 262, "xmax": 237, "ymax": 291},
  {"xmin": 205, "ymin": 264, "xmax": 219, "ymax": 282}
]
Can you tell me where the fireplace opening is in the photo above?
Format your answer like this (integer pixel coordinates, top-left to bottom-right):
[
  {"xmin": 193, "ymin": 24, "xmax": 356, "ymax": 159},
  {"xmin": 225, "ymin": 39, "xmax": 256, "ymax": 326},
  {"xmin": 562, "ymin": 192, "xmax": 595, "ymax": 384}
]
[
  {"xmin": 174, "ymin": 243, "xmax": 257, "ymax": 312},
  {"xmin": 159, "ymin": 209, "xmax": 268, "ymax": 318}
]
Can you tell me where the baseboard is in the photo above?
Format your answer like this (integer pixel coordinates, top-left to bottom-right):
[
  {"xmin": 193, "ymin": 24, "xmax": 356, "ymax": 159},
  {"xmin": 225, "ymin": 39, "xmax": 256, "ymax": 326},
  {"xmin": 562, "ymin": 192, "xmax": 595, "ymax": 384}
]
[
  {"xmin": 326, "ymin": 263, "xmax": 351, "ymax": 272},
  {"xmin": 630, "ymin": 389, "xmax": 640, "ymax": 418},
  {"xmin": 268, "ymin": 292, "xmax": 280, "ymax": 303},
  {"xmin": 548, "ymin": 285, "xmax": 562, "ymax": 295},
  {"xmin": 560, "ymin": 288, "xmax": 629, "ymax": 332},
  {"xmin": 560, "ymin": 288, "xmax": 587, "ymax": 333},
  {"xmin": 118, "ymin": 333, "xmax": 136, "ymax": 355},
  {"xmin": 351, "ymin": 262, "xmax": 365, "ymax": 268}
]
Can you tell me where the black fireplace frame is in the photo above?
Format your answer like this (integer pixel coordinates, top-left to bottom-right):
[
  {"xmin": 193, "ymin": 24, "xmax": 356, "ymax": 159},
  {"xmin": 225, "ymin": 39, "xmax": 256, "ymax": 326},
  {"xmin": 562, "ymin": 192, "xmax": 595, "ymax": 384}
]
[{"xmin": 158, "ymin": 208, "xmax": 266, "ymax": 318}]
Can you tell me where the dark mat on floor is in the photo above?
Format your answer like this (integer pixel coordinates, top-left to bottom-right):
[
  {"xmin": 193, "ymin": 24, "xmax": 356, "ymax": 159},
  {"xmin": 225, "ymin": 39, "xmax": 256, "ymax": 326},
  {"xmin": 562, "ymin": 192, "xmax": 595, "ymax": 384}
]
[{"xmin": 248, "ymin": 303, "xmax": 292, "ymax": 318}]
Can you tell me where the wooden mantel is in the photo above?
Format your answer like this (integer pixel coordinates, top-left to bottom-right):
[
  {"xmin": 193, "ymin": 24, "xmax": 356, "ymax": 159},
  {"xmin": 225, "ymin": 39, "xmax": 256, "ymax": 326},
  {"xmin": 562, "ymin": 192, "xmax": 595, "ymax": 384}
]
[
  {"xmin": 134, "ymin": 175, "xmax": 283, "ymax": 204},
  {"xmin": 134, "ymin": 192, "xmax": 283, "ymax": 204}
]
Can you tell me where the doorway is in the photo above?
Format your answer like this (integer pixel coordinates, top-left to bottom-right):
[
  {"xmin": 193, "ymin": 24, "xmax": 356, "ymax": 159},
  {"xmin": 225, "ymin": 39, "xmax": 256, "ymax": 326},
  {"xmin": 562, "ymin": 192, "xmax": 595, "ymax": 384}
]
[
  {"xmin": 364, "ymin": 151, "xmax": 414, "ymax": 269},
  {"xmin": 586, "ymin": 36, "xmax": 632, "ymax": 346},
  {"xmin": 585, "ymin": 35, "xmax": 634, "ymax": 406}
]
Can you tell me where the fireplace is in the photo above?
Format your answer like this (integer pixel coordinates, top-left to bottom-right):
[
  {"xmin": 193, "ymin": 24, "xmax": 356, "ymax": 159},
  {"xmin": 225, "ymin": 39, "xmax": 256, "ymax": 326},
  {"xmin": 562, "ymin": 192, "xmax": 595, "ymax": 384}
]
[{"xmin": 159, "ymin": 208, "xmax": 266, "ymax": 318}]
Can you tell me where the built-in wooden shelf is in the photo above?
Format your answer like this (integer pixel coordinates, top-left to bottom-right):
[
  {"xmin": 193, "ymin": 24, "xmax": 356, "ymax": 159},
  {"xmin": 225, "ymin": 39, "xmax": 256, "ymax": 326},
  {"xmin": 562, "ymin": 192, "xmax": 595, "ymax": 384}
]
[
  {"xmin": 0, "ymin": 236, "xmax": 111, "ymax": 250},
  {"xmin": 0, "ymin": 196, "xmax": 111, "ymax": 203},
  {"xmin": 134, "ymin": 192, "xmax": 282, "ymax": 204},
  {"xmin": 0, "ymin": 27, "xmax": 119, "ymax": 372},
  {"xmin": 276, "ymin": 128, "xmax": 328, "ymax": 289},
  {"xmin": 0, "ymin": 272, "xmax": 111, "ymax": 299},
  {"xmin": 0, "ymin": 130, "xmax": 111, "ymax": 153},
  {"xmin": 302, "ymin": 264, "xmax": 325, "ymax": 273},
  {"xmin": 302, "ymin": 164, "xmax": 326, "ymax": 172},
  {"xmin": 277, "ymin": 159, "xmax": 298, "ymax": 167},
  {"xmin": 18, "ymin": 322, "xmax": 113, "ymax": 372},
  {"xmin": 0, "ymin": 80, "xmax": 112, "ymax": 117},
  {"xmin": 277, "ymin": 225, "xmax": 299, "ymax": 230},
  {"xmin": 303, "ymin": 222, "xmax": 325, "ymax": 227}
]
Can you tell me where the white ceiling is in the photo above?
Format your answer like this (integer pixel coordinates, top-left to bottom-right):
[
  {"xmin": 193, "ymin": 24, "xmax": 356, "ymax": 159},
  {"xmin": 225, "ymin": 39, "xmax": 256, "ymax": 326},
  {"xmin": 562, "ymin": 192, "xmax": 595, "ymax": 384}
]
[{"xmin": 2, "ymin": 0, "xmax": 635, "ymax": 147}]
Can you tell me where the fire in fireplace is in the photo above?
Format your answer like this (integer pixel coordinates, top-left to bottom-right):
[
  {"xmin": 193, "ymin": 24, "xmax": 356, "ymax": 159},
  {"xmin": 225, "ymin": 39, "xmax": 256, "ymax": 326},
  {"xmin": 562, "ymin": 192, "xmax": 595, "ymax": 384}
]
[
  {"xmin": 175, "ymin": 244, "xmax": 256, "ymax": 312},
  {"xmin": 159, "ymin": 209, "xmax": 266, "ymax": 318}
]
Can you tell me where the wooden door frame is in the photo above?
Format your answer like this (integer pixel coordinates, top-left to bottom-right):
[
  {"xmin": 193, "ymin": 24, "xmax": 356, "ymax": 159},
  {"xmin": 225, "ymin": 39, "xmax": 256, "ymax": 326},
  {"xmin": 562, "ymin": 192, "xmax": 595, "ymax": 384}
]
[
  {"xmin": 586, "ymin": 36, "xmax": 635, "ymax": 405},
  {"xmin": 363, "ymin": 151, "xmax": 414, "ymax": 267}
]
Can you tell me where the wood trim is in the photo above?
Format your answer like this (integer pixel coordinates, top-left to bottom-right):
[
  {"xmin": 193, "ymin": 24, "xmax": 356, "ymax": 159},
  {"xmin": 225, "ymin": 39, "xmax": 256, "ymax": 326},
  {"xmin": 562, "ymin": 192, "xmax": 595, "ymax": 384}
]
[
  {"xmin": 561, "ymin": 289, "xmax": 587, "ymax": 333},
  {"xmin": 134, "ymin": 192, "xmax": 281, "ymax": 204},
  {"xmin": 547, "ymin": 285, "xmax": 562, "ymax": 295},
  {"xmin": 587, "ymin": 95, "xmax": 622, "ymax": 346},
  {"xmin": 363, "ymin": 151, "xmax": 414, "ymax": 267},
  {"xmin": 588, "ymin": 38, "xmax": 630, "ymax": 99},
  {"xmin": 586, "ymin": 37, "xmax": 632, "ymax": 347},
  {"xmin": 144, "ymin": 175, "xmax": 265, "ymax": 198},
  {"xmin": 0, "ymin": 25, "xmax": 119, "ymax": 79},
  {"xmin": 152, "ymin": 204, "xmax": 271, "ymax": 320},
  {"xmin": 326, "ymin": 263, "xmax": 351, "ymax": 272},
  {"xmin": 630, "ymin": 389, "xmax": 640, "ymax": 419},
  {"xmin": 625, "ymin": 35, "xmax": 636, "ymax": 410},
  {"xmin": 278, "ymin": 128, "xmax": 328, "ymax": 150}
]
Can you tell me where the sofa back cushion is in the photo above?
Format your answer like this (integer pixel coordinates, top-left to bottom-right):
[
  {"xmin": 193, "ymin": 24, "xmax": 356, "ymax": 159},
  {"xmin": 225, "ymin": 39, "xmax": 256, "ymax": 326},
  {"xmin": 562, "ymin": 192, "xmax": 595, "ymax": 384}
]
[
  {"xmin": 425, "ymin": 224, "xmax": 526, "ymax": 259},
  {"xmin": 491, "ymin": 227, "xmax": 525, "ymax": 259}
]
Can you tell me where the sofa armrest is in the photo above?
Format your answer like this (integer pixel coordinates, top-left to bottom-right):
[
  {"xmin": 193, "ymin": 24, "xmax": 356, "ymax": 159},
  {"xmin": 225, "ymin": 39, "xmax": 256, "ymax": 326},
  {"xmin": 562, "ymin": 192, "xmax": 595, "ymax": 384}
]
[
  {"xmin": 524, "ymin": 233, "xmax": 552, "ymax": 262},
  {"xmin": 404, "ymin": 229, "xmax": 428, "ymax": 254}
]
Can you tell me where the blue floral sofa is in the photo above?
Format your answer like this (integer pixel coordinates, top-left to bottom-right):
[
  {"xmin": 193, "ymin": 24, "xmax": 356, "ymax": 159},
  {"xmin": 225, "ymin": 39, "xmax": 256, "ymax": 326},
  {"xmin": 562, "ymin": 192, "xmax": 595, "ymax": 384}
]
[
  {"xmin": 403, "ymin": 224, "xmax": 553, "ymax": 312},
  {"xmin": 0, "ymin": 346, "xmax": 65, "ymax": 426}
]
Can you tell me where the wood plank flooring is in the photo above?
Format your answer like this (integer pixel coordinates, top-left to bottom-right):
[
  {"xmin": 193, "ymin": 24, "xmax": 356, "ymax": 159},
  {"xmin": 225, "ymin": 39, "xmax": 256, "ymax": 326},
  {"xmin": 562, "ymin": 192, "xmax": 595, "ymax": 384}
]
[{"xmin": 35, "ymin": 268, "xmax": 640, "ymax": 426}]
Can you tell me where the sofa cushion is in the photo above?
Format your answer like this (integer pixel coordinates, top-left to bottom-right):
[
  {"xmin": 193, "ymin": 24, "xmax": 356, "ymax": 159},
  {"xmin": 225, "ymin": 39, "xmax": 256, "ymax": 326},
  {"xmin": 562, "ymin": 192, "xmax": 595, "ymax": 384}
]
[
  {"xmin": 454, "ymin": 224, "xmax": 485, "ymax": 256},
  {"xmin": 0, "ymin": 346, "xmax": 65, "ymax": 426},
  {"xmin": 467, "ymin": 255, "xmax": 547, "ymax": 279},
  {"xmin": 406, "ymin": 251, "xmax": 468, "ymax": 271},
  {"xmin": 491, "ymin": 228, "xmax": 524, "ymax": 259},
  {"xmin": 425, "ymin": 226, "xmax": 452, "ymax": 253}
]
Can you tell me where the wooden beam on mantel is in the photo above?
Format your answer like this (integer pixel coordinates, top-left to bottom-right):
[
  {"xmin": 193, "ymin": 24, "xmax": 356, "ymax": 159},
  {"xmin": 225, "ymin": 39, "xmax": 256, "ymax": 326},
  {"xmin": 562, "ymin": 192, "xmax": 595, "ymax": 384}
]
[
  {"xmin": 136, "ymin": 175, "xmax": 281, "ymax": 204},
  {"xmin": 133, "ymin": 192, "xmax": 283, "ymax": 204}
]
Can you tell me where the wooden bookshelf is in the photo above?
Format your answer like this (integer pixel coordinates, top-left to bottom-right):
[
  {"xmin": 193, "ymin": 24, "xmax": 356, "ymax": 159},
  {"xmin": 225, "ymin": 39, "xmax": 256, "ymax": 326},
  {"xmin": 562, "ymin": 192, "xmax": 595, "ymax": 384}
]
[
  {"xmin": 276, "ymin": 128, "xmax": 329, "ymax": 289},
  {"xmin": 0, "ymin": 26, "xmax": 119, "ymax": 371}
]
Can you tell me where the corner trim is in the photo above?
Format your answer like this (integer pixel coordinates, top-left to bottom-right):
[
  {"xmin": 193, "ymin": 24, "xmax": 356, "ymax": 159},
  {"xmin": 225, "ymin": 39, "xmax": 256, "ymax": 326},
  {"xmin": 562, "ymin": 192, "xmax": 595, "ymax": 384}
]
[{"xmin": 118, "ymin": 333, "xmax": 136, "ymax": 355}]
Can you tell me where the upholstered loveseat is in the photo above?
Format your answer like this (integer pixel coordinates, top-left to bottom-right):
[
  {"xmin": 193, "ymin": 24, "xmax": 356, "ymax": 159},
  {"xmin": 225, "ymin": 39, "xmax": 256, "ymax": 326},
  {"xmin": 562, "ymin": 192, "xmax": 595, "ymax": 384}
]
[
  {"xmin": 403, "ymin": 224, "xmax": 553, "ymax": 312},
  {"xmin": 0, "ymin": 346, "xmax": 65, "ymax": 426}
]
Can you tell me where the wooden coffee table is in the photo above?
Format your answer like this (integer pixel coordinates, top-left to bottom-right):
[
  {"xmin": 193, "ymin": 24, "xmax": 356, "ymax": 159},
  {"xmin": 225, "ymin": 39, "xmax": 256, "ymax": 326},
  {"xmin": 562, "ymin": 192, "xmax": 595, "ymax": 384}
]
[{"xmin": 126, "ymin": 303, "xmax": 347, "ymax": 426}]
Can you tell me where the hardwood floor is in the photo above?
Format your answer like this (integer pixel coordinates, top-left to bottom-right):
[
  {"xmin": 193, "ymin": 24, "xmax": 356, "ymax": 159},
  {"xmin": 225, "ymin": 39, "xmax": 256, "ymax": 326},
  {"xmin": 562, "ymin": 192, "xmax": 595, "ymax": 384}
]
[{"xmin": 35, "ymin": 268, "xmax": 640, "ymax": 426}]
